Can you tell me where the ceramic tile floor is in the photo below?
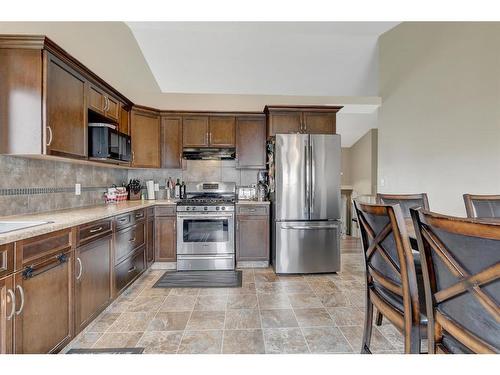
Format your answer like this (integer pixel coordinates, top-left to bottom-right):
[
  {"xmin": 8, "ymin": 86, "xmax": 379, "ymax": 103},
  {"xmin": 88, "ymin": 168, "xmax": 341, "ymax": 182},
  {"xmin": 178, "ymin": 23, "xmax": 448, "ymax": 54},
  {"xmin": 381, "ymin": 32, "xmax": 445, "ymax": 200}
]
[{"xmin": 62, "ymin": 236, "xmax": 404, "ymax": 354}]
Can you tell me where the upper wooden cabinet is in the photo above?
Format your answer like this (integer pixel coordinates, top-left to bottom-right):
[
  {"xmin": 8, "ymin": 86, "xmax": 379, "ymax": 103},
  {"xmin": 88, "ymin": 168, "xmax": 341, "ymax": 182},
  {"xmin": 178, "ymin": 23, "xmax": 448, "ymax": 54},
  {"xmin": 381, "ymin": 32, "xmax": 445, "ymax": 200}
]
[
  {"xmin": 236, "ymin": 116, "xmax": 266, "ymax": 169},
  {"xmin": 265, "ymin": 106, "xmax": 343, "ymax": 137},
  {"xmin": 131, "ymin": 108, "xmax": 161, "ymax": 168},
  {"xmin": 161, "ymin": 116, "xmax": 182, "ymax": 169},
  {"xmin": 45, "ymin": 53, "xmax": 87, "ymax": 158},
  {"xmin": 182, "ymin": 115, "xmax": 236, "ymax": 148},
  {"xmin": 87, "ymin": 83, "xmax": 120, "ymax": 122},
  {"xmin": 209, "ymin": 116, "xmax": 236, "ymax": 147},
  {"xmin": 183, "ymin": 116, "xmax": 209, "ymax": 147},
  {"xmin": 0, "ymin": 35, "xmax": 132, "ymax": 161}
]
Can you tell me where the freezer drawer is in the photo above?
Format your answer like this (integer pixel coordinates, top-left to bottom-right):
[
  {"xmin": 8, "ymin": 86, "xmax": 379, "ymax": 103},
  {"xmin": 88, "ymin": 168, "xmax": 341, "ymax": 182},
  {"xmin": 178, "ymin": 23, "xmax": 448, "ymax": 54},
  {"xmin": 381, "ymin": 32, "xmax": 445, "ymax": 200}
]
[
  {"xmin": 274, "ymin": 221, "xmax": 340, "ymax": 274},
  {"xmin": 177, "ymin": 254, "xmax": 235, "ymax": 271}
]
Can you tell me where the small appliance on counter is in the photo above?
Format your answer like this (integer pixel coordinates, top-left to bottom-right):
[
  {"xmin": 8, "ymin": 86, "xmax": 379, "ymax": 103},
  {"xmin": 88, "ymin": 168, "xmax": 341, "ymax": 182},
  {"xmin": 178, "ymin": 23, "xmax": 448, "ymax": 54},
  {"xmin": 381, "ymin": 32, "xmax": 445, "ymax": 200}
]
[{"xmin": 237, "ymin": 185, "xmax": 257, "ymax": 201}]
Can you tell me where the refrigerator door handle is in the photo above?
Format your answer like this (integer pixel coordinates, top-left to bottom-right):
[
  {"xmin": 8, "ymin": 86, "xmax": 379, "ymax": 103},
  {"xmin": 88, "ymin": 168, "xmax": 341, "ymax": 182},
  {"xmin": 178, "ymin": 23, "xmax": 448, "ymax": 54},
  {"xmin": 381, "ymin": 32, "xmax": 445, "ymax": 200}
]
[
  {"xmin": 304, "ymin": 141, "xmax": 309, "ymax": 216},
  {"xmin": 284, "ymin": 225, "xmax": 337, "ymax": 230},
  {"xmin": 310, "ymin": 142, "xmax": 315, "ymax": 215}
]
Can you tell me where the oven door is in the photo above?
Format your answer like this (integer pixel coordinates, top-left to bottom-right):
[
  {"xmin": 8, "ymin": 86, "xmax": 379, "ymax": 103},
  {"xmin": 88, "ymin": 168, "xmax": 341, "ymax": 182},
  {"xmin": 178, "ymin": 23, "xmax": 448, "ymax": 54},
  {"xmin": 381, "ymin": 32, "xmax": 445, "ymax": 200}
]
[{"xmin": 177, "ymin": 212, "xmax": 234, "ymax": 255}]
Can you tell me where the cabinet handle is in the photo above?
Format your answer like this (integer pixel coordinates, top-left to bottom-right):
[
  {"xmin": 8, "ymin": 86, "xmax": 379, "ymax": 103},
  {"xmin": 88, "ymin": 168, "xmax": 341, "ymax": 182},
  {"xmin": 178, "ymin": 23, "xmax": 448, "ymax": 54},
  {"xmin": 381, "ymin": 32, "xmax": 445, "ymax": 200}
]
[
  {"xmin": 46, "ymin": 125, "xmax": 53, "ymax": 146},
  {"xmin": 209, "ymin": 132, "xmax": 211, "ymax": 145},
  {"xmin": 118, "ymin": 217, "xmax": 128, "ymax": 223},
  {"xmin": 206, "ymin": 132, "xmax": 209, "ymax": 145},
  {"xmin": 6, "ymin": 289, "xmax": 15, "ymax": 320},
  {"xmin": 15, "ymin": 285, "xmax": 25, "ymax": 316},
  {"xmin": 132, "ymin": 151, "xmax": 135, "ymax": 163},
  {"xmin": 129, "ymin": 237, "xmax": 136, "ymax": 243},
  {"xmin": 128, "ymin": 266, "xmax": 137, "ymax": 273},
  {"xmin": 76, "ymin": 257, "xmax": 83, "ymax": 280},
  {"xmin": 104, "ymin": 96, "xmax": 109, "ymax": 111},
  {"xmin": 89, "ymin": 226, "xmax": 103, "ymax": 233}
]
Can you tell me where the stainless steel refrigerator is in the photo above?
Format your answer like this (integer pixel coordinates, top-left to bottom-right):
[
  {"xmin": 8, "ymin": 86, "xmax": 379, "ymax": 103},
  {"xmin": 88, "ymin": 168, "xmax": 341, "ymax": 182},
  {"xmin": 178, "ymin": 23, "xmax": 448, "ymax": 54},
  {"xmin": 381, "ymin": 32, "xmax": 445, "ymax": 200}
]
[{"xmin": 271, "ymin": 134, "xmax": 341, "ymax": 274}]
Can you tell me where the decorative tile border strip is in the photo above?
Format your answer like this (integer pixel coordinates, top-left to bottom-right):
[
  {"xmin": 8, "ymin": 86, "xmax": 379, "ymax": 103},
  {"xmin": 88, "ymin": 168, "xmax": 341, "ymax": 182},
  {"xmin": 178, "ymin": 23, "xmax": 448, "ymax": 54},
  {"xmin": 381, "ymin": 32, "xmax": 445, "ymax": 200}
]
[{"xmin": 0, "ymin": 186, "xmax": 108, "ymax": 196}]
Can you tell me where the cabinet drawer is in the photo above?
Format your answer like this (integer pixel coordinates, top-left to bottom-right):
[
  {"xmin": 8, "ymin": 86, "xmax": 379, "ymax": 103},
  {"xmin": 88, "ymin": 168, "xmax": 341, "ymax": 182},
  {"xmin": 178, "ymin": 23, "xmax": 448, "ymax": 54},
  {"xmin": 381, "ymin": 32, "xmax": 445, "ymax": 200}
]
[
  {"xmin": 115, "ymin": 209, "xmax": 146, "ymax": 230},
  {"xmin": 115, "ymin": 222, "xmax": 145, "ymax": 264},
  {"xmin": 114, "ymin": 247, "xmax": 145, "ymax": 294},
  {"xmin": 77, "ymin": 219, "xmax": 112, "ymax": 246},
  {"xmin": 0, "ymin": 243, "xmax": 14, "ymax": 278},
  {"xmin": 146, "ymin": 207, "xmax": 155, "ymax": 218},
  {"xmin": 236, "ymin": 204, "xmax": 269, "ymax": 216},
  {"xmin": 15, "ymin": 229, "xmax": 72, "ymax": 270},
  {"xmin": 155, "ymin": 206, "xmax": 176, "ymax": 217}
]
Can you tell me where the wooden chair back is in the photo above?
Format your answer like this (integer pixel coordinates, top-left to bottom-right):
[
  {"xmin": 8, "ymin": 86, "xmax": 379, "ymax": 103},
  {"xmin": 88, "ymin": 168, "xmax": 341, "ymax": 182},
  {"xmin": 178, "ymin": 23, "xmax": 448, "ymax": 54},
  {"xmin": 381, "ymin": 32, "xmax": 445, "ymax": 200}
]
[
  {"xmin": 376, "ymin": 193, "xmax": 429, "ymax": 218},
  {"xmin": 411, "ymin": 208, "xmax": 500, "ymax": 353},
  {"xmin": 354, "ymin": 200, "xmax": 423, "ymax": 352},
  {"xmin": 463, "ymin": 194, "xmax": 500, "ymax": 218}
]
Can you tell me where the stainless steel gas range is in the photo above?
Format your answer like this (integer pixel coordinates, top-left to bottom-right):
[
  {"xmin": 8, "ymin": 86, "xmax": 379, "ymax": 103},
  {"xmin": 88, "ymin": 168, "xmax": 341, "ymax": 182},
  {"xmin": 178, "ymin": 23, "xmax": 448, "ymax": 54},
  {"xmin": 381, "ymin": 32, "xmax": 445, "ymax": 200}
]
[{"xmin": 176, "ymin": 182, "xmax": 236, "ymax": 271}]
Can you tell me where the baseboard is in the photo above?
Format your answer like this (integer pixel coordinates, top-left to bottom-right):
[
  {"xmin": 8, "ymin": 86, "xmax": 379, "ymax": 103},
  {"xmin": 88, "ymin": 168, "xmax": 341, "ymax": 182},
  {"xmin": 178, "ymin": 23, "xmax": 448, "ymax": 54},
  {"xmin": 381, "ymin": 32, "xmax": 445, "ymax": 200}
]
[
  {"xmin": 237, "ymin": 261, "xmax": 269, "ymax": 269},
  {"xmin": 151, "ymin": 262, "xmax": 177, "ymax": 270}
]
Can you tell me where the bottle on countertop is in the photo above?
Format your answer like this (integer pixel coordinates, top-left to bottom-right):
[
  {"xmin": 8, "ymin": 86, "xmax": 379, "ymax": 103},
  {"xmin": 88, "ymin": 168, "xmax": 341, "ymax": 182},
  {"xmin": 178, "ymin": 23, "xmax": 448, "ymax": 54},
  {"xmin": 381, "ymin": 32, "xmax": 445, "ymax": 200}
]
[
  {"xmin": 180, "ymin": 181, "xmax": 186, "ymax": 199},
  {"xmin": 174, "ymin": 178, "xmax": 181, "ymax": 199}
]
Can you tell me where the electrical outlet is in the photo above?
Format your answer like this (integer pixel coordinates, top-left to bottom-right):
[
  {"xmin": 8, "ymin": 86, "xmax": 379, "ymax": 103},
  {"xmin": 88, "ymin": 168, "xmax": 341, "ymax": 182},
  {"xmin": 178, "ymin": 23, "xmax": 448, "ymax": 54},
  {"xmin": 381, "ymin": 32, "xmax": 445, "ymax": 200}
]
[
  {"xmin": 380, "ymin": 178, "xmax": 385, "ymax": 187},
  {"xmin": 75, "ymin": 183, "xmax": 81, "ymax": 196}
]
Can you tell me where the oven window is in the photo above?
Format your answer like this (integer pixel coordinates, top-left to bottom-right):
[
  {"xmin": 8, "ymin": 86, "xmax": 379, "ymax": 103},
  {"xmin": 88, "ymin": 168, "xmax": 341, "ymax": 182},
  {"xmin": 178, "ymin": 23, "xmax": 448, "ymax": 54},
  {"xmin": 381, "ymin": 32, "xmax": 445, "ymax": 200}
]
[{"xmin": 183, "ymin": 219, "xmax": 228, "ymax": 242}]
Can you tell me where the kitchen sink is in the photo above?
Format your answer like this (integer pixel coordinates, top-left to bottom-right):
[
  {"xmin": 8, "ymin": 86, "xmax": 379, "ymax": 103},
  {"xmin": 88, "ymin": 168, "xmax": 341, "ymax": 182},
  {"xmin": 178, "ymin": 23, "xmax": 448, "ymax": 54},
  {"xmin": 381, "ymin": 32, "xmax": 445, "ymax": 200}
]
[{"xmin": 0, "ymin": 221, "xmax": 53, "ymax": 234}]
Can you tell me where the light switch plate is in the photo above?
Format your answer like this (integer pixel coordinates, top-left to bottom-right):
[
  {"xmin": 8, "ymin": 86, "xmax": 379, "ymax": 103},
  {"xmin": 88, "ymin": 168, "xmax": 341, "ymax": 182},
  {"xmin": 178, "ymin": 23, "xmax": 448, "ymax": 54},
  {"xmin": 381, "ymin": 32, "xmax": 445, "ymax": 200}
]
[{"xmin": 75, "ymin": 183, "xmax": 81, "ymax": 196}]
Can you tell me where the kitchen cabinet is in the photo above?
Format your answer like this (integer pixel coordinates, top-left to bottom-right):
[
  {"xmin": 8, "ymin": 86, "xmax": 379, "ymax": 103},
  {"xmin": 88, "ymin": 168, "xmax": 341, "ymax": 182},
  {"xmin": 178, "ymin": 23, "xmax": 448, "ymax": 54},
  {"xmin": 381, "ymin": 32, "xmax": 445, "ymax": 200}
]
[
  {"xmin": 209, "ymin": 116, "xmax": 236, "ymax": 147},
  {"xmin": 46, "ymin": 53, "xmax": 87, "ymax": 158},
  {"xmin": 236, "ymin": 116, "xmax": 266, "ymax": 169},
  {"xmin": 0, "ymin": 275, "xmax": 14, "ymax": 354},
  {"xmin": 115, "ymin": 222, "xmax": 145, "ymax": 264},
  {"xmin": 161, "ymin": 116, "xmax": 183, "ymax": 168},
  {"xmin": 75, "ymin": 233, "xmax": 112, "ymax": 333},
  {"xmin": 131, "ymin": 108, "xmax": 161, "ymax": 168},
  {"xmin": 119, "ymin": 105, "xmax": 130, "ymax": 135},
  {"xmin": 114, "ymin": 247, "xmax": 146, "ymax": 294},
  {"xmin": 183, "ymin": 116, "xmax": 209, "ymax": 147},
  {"xmin": 146, "ymin": 208, "xmax": 155, "ymax": 267},
  {"xmin": 155, "ymin": 207, "xmax": 177, "ymax": 262},
  {"xmin": 236, "ymin": 204, "xmax": 270, "ymax": 263},
  {"xmin": 0, "ymin": 243, "xmax": 14, "ymax": 279},
  {"xmin": 265, "ymin": 106, "xmax": 342, "ymax": 137},
  {"xmin": 87, "ymin": 84, "xmax": 120, "ymax": 122}
]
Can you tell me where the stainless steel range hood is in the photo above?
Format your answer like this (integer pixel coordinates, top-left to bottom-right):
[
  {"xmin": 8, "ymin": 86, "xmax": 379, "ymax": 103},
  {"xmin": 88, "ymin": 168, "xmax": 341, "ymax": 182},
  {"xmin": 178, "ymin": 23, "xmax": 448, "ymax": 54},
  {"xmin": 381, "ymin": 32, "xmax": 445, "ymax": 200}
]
[{"xmin": 183, "ymin": 148, "xmax": 236, "ymax": 160}]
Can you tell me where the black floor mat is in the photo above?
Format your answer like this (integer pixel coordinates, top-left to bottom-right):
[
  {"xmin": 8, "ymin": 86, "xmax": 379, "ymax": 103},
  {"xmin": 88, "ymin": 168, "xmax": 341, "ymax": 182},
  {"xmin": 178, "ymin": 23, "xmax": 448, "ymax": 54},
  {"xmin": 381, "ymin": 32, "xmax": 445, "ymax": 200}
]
[
  {"xmin": 66, "ymin": 348, "xmax": 144, "ymax": 354},
  {"xmin": 153, "ymin": 270, "xmax": 242, "ymax": 288}
]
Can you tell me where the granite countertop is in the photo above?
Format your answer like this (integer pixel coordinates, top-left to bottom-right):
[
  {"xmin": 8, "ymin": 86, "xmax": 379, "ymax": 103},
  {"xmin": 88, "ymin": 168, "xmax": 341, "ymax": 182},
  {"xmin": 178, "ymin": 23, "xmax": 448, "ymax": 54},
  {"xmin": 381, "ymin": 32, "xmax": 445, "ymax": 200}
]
[
  {"xmin": 0, "ymin": 200, "xmax": 178, "ymax": 245},
  {"xmin": 236, "ymin": 200, "xmax": 270, "ymax": 205}
]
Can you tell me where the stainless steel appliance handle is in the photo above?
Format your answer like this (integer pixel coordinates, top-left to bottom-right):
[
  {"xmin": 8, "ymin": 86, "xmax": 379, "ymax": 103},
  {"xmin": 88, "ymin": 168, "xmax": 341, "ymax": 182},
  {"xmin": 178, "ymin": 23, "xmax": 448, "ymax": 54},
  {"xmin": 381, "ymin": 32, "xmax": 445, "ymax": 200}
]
[
  {"xmin": 304, "ymin": 142, "xmax": 309, "ymax": 215},
  {"xmin": 177, "ymin": 213, "xmax": 233, "ymax": 219},
  {"xmin": 76, "ymin": 257, "xmax": 83, "ymax": 280},
  {"xmin": 6, "ymin": 289, "xmax": 16, "ymax": 320},
  {"xmin": 283, "ymin": 225, "xmax": 337, "ymax": 230},
  {"xmin": 15, "ymin": 285, "xmax": 25, "ymax": 315},
  {"xmin": 310, "ymin": 142, "xmax": 315, "ymax": 214},
  {"xmin": 178, "ymin": 255, "xmax": 234, "ymax": 260}
]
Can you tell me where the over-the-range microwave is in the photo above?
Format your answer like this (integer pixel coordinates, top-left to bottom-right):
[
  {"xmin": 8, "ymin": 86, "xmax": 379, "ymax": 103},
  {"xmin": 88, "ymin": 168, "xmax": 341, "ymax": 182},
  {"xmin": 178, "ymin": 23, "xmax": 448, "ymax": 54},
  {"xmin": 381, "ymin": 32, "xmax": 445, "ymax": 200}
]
[{"xmin": 88, "ymin": 123, "xmax": 131, "ymax": 164}]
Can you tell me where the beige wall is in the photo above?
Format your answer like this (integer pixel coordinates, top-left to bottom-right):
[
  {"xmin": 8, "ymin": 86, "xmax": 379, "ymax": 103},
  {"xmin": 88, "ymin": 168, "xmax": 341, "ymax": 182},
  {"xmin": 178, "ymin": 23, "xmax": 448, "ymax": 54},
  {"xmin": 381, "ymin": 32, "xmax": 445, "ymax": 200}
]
[
  {"xmin": 342, "ymin": 129, "xmax": 378, "ymax": 196},
  {"xmin": 378, "ymin": 22, "xmax": 500, "ymax": 216}
]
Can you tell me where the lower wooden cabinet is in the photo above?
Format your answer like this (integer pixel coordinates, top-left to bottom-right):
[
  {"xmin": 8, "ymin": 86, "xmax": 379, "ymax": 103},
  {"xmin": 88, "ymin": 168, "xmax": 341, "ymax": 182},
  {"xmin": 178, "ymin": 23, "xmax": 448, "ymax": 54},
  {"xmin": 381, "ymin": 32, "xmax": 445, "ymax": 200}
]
[
  {"xmin": 236, "ymin": 215, "xmax": 270, "ymax": 262},
  {"xmin": 114, "ymin": 247, "xmax": 146, "ymax": 295},
  {"xmin": 75, "ymin": 234, "xmax": 112, "ymax": 333},
  {"xmin": 155, "ymin": 216, "xmax": 177, "ymax": 262},
  {"xmin": 13, "ymin": 250, "xmax": 74, "ymax": 354},
  {"xmin": 146, "ymin": 216, "xmax": 155, "ymax": 267},
  {"xmin": 0, "ymin": 275, "xmax": 14, "ymax": 354}
]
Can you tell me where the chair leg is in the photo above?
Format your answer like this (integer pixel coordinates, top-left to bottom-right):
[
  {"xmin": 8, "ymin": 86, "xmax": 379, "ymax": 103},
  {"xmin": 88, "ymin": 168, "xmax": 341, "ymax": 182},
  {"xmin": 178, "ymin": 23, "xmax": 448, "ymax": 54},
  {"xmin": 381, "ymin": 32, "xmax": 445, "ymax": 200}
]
[
  {"xmin": 375, "ymin": 311, "xmax": 383, "ymax": 326},
  {"xmin": 361, "ymin": 300, "xmax": 374, "ymax": 354}
]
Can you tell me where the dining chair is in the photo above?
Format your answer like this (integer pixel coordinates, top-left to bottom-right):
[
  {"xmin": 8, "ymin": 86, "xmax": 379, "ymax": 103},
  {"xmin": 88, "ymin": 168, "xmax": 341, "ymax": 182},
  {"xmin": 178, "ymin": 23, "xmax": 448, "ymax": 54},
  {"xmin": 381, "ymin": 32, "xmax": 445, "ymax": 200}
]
[
  {"xmin": 354, "ymin": 200, "xmax": 427, "ymax": 354},
  {"xmin": 463, "ymin": 194, "xmax": 500, "ymax": 219},
  {"xmin": 376, "ymin": 193, "xmax": 430, "ymax": 218},
  {"xmin": 410, "ymin": 208, "xmax": 500, "ymax": 353}
]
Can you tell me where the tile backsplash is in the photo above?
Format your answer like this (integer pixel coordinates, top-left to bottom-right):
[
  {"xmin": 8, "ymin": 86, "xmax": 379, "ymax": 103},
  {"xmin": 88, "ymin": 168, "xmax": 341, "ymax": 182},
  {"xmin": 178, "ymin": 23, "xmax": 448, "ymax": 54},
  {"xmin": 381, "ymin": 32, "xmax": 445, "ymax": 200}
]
[{"xmin": 0, "ymin": 156, "xmax": 263, "ymax": 216}]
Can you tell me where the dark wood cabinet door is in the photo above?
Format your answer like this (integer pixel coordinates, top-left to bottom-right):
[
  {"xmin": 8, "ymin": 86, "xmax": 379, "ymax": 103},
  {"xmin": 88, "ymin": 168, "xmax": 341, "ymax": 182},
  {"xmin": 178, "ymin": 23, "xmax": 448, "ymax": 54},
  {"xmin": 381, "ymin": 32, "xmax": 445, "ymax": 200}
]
[
  {"xmin": 209, "ymin": 116, "xmax": 235, "ymax": 147},
  {"xmin": 0, "ymin": 275, "xmax": 14, "ymax": 354},
  {"xmin": 119, "ymin": 106, "xmax": 130, "ymax": 135},
  {"xmin": 161, "ymin": 116, "xmax": 182, "ymax": 168},
  {"xmin": 131, "ymin": 109, "xmax": 160, "ymax": 168},
  {"xmin": 155, "ymin": 217, "xmax": 176, "ymax": 262},
  {"xmin": 146, "ymin": 218, "xmax": 155, "ymax": 266},
  {"xmin": 236, "ymin": 216, "xmax": 269, "ymax": 261},
  {"xmin": 14, "ymin": 251, "xmax": 74, "ymax": 353},
  {"xmin": 183, "ymin": 116, "xmax": 209, "ymax": 147},
  {"xmin": 75, "ymin": 235, "xmax": 112, "ymax": 333},
  {"xmin": 267, "ymin": 111, "xmax": 302, "ymax": 137},
  {"xmin": 236, "ymin": 117, "xmax": 266, "ymax": 169},
  {"xmin": 303, "ymin": 112, "xmax": 336, "ymax": 134},
  {"xmin": 88, "ymin": 84, "xmax": 105, "ymax": 115},
  {"xmin": 105, "ymin": 96, "xmax": 120, "ymax": 122},
  {"xmin": 46, "ymin": 54, "xmax": 87, "ymax": 158}
]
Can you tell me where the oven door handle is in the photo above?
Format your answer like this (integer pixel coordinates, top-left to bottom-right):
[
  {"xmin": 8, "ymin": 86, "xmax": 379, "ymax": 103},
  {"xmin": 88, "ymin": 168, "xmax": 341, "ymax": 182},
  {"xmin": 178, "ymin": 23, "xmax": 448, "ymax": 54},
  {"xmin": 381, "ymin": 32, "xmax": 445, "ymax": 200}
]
[
  {"xmin": 177, "ymin": 213, "xmax": 233, "ymax": 219},
  {"xmin": 177, "ymin": 255, "xmax": 234, "ymax": 260}
]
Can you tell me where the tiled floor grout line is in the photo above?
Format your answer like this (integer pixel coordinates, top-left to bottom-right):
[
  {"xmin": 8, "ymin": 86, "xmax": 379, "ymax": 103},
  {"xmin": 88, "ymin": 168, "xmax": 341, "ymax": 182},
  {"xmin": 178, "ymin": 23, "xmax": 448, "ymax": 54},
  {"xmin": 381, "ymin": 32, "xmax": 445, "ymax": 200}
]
[{"xmin": 175, "ymin": 288, "xmax": 199, "ymax": 354}]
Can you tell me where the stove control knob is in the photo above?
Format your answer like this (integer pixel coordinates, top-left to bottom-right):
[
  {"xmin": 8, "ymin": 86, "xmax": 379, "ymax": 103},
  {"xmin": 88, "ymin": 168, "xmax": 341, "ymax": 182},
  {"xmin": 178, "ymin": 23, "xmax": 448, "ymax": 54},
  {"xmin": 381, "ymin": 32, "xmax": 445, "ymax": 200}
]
[
  {"xmin": 216, "ymin": 206, "xmax": 220, "ymax": 210},
  {"xmin": 204, "ymin": 207, "xmax": 208, "ymax": 211},
  {"xmin": 221, "ymin": 207, "xmax": 226, "ymax": 210},
  {"xmin": 186, "ymin": 207, "xmax": 190, "ymax": 211}
]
